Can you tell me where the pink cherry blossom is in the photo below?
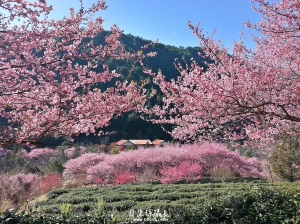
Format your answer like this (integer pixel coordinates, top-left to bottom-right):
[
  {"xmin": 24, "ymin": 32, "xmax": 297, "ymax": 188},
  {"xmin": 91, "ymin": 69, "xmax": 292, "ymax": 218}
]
[
  {"xmin": 23, "ymin": 147, "xmax": 56, "ymax": 160},
  {"xmin": 0, "ymin": 0, "xmax": 153, "ymax": 145},
  {"xmin": 144, "ymin": 0, "xmax": 300, "ymax": 144},
  {"xmin": 159, "ymin": 162, "xmax": 202, "ymax": 184},
  {"xmin": 63, "ymin": 153, "xmax": 106, "ymax": 180},
  {"xmin": 0, "ymin": 173, "xmax": 41, "ymax": 204},
  {"xmin": 64, "ymin": 143, "xmax": 266, "ymax": 185},
  {"xmin": 64, "ymin": 146, "xmax": 87, "ymax": 159}
]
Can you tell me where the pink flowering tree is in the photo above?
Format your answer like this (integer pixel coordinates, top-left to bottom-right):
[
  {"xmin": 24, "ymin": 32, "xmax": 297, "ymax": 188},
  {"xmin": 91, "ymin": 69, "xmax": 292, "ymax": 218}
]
[
  {"xmin": 75, "ymin": 143, "xmax": 266, "ymax": 185},
  {"xmin": 0, "ymin": 0, "xmax": 152, "ymax": 146},
  {"xmin": 159, "ymin": 162, "xmax": 202, "ymax": 184},
  {"xmin": 64, "ymin": 146, "xmax": 87, "ymax": 159},
  {"xmin": 39, "ymin": 173, "xmax": 63, "ymax": 194},
  {"xmin": 113, "ymin": 171, "xmax": 136, "ymax": 185},
  {"xmin": 0, "ymin": 173, "xmax": 41, "ymax": 205},
  {"xmin": 22, "ymin": 147, "xmax": 57, "ymax": 170},
  {"xmin": 23, "ymin": 148, "xmax": 56, "ymax": 160},
  {"xmin": 63, "ymin": 153, "xmax": 106, "ymax": 181},
  {"xmin": 144, "ymin": 0, "xmax": 300, "ymax": 143}
]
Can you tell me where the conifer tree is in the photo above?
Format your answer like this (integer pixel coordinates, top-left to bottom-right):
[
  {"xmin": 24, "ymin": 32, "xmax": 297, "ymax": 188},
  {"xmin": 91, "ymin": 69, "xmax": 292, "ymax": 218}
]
[{"xmin": 269, "ymin": 134, "xmax": 300, "ymax": 182}]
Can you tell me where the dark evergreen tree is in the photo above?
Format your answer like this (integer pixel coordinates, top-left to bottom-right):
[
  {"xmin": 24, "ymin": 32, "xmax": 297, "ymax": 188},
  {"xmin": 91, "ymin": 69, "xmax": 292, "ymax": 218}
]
[{"xmin": 269, "ymin": 134, "xmax": 300, "ymax": 182}]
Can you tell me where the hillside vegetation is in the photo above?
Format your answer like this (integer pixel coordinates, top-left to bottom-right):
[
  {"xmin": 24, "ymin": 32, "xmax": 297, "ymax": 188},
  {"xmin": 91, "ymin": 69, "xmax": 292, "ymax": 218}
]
[
  {"xmin": 2, "ymin": 182, "xmax": 300, "ymax": 223},
  {"xmin": 1, "ymin": 142, "xmax": 298, "ymax": 223}
]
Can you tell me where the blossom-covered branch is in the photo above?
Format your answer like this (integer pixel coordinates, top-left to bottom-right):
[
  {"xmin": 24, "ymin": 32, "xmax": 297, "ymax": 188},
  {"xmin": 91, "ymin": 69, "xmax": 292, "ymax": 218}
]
[
  {"xmin": 145, "ymin": 0, "xmax": 300, "ymax": 143},
  {"xmin": 0, "ymin": 0, "xmax": 152, "ymax": 145}
]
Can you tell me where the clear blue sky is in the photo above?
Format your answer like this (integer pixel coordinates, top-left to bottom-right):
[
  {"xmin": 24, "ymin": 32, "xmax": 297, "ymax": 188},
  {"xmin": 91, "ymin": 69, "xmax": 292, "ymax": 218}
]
[{"xmin": 47, "ymin": 0, "xmax": 261, "ymax": 49}]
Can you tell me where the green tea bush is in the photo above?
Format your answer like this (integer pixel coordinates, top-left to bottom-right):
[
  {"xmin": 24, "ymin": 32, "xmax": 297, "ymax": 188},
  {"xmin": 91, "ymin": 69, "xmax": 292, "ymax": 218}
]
[
  {"xmin": 175, "ymin": 187, "xmax": 300, "ymax": 223},
  {"xmin": 2, "ymin": 183, "xmax": 300, "ymax": 223}
]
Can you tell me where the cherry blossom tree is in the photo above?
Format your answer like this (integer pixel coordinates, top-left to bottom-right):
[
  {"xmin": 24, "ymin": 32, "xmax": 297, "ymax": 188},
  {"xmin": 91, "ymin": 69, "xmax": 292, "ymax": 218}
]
[
  {"xmin": 63, "ymin": 153, "xmax": 106, "ymax": 180},
  {"xmin": 145, "ymin": 0, "xmax": 300, "ymax": 143},
  {"xmin": 0, "ymin": 0, "xmax": 151, "ymax": 146},
  {"xmin": 64, "ymin": 143, "xmax": 266, "ymax": 185},
  {"xmin": 159, "ymin": 162, "xmax": 202, "ymax": 184},
  {"xmin": 22, "ymin": 147, "xmax": 56, "ymax": 160},
  {"xmin": 39, "ymin": 173, "xmax": 63, "ymax": 194},
  {"xmin": 0, "ymin": 173, "xmax": 41, "ymax": 205},
  {"xmin": 64, "ymin": 146, "xmax": 86, "ymax": 159}
]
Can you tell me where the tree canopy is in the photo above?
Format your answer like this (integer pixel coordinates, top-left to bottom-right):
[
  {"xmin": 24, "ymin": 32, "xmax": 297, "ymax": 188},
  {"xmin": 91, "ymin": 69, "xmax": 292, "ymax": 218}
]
[
  {"xmin": 145, "ymin": 0, "xmax": 300, "ymax": 144},
  {"xmin": 0, "ymin": 0, "xmax": 150, "ymax": 145}
]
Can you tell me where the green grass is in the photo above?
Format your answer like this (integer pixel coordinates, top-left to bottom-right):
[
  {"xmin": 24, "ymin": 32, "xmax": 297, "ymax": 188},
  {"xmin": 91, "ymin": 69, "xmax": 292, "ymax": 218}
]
[{"xmin": 2, "ymin": 182, "xmax": 300, "ymax": 223}]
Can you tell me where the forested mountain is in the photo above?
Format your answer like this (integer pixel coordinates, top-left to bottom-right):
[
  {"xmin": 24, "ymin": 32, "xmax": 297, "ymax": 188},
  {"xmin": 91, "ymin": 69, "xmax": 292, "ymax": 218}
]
[{"xmin": 42, "ymin": 32, "xmax": 207, "ymax": 146}]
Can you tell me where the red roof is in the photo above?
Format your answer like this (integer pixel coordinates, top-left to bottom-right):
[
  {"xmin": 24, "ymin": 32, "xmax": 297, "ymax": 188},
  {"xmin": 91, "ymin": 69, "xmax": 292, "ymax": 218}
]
[
  {"xmin": 116, "ymin": 139, "xmax": 130, "ymax": 146},
  {"xmin": 152, "ymin": 139, "xmax": 165, "ymax": 145},
  {"xmin": 129, "ymin": 139, "xmax": 153, "ymax": 145}
]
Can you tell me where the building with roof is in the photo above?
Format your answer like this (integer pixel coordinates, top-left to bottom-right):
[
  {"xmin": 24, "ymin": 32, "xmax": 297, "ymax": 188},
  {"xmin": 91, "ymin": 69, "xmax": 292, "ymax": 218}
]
[
  {"xmin": 116, "ymin": 139, "xmax": 135, "ymax": 147},
  {"xmin": 116, "ymin": 139, "xmax": 167, "ymax": 148},
  {"xmin": 152, "ymin": 139, "xmax": 167, "ymax": 147},
  {"xmin": 129, "ymin": 139, "xmax": 152, "ymax": 146}
]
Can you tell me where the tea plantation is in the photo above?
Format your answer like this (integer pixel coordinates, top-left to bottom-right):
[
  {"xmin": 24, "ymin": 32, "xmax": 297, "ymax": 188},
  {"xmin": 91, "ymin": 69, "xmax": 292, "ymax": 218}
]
[{"xmin": 2, "ymin": 182, "xmax": 300, "ymax": 223}]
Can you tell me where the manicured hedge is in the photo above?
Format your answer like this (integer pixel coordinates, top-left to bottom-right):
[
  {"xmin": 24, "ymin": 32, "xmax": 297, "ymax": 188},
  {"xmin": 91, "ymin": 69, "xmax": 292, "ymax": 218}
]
[{"xmin": 1, "ymin": 182, "xmax": 300, "ymax": 223}]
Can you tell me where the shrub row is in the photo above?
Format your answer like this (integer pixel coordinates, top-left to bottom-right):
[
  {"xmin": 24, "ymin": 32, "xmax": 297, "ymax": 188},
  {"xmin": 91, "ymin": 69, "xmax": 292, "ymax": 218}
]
[{"xmin": 2, "ymin": 182, "xmax": 300, "ymax": 223}]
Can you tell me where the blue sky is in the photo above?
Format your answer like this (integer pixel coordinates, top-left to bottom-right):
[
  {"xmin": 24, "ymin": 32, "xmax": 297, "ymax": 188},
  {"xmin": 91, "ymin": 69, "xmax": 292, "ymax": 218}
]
[{"xmin": 47, "ymin": 0, "xmax": 261, "ymax": 49}]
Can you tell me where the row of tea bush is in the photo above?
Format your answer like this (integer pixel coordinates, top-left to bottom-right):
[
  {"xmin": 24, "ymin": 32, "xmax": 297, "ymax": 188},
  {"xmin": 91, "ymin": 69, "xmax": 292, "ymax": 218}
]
[{"xmin": 2, "ymin": 182, "xmax": 300, "ymax": 223}]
